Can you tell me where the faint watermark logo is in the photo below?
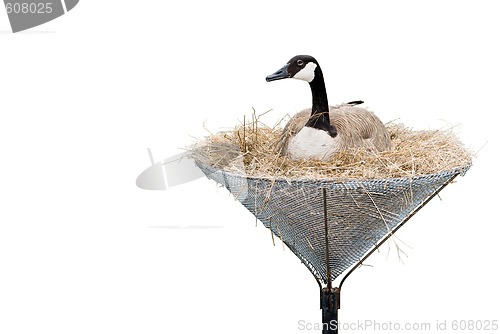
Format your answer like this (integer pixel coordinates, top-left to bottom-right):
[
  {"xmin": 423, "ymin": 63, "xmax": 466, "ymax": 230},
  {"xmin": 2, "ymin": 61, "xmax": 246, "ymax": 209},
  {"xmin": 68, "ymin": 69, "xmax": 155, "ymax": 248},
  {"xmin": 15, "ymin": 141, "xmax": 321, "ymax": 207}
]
[
  {"xmin": 3, "ymin": 0, "xmax": 78, "ymax": 33},
  {"xmin": 136, "ymin": 147, "xmax": 248, "ymax": 201}
]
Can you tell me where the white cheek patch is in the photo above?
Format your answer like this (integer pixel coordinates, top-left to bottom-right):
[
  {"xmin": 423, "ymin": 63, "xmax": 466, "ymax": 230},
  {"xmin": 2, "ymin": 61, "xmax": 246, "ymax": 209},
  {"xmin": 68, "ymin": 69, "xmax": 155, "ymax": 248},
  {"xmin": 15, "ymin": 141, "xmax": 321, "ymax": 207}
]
[{"xmin": 292, "ymin": 62, "xmax": 317, "ymax": 82}]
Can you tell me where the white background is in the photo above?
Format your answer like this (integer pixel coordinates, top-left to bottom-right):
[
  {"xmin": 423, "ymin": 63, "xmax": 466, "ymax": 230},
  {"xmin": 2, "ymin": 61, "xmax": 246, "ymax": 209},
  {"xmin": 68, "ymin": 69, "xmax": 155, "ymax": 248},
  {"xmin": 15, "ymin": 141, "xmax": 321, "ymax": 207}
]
[{"xmin": 1, "ymin": 1, "xmax": 499, "ymax": 333}]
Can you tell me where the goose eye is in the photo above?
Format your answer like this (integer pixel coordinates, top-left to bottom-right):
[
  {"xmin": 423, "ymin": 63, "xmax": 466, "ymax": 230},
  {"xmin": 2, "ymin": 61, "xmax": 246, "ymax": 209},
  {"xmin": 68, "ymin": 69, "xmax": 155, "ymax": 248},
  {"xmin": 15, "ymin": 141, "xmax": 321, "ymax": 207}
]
[{"xmin": 297, "ymin": 60, "xmax": 304, "ymax": 66}]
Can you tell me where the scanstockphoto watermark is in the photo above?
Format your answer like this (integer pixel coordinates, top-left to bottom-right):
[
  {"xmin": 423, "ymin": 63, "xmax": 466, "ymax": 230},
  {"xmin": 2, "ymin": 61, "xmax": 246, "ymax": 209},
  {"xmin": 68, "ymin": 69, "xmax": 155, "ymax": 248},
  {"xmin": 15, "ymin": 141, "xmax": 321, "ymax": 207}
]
[
  {"xmin": 298, "ymin": 319, "xmax": 499, "ymax": 332},
  {"xmin": 297, "ymin": 320, "xmax": 433, "ymax": 332}
]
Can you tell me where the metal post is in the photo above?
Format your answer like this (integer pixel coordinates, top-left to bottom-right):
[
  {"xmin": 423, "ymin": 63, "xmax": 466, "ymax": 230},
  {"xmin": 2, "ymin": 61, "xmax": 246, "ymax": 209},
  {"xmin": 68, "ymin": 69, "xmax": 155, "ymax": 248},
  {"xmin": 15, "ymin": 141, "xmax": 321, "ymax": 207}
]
[
  {"xmin": 323, "ymin": 188, "xmax": 332, "ymax": 291},
  {"xmin": 321, "ymin": 189, "xmax": 339, "ymax": 333},
  {"xmin": 321, "ymin": 287, "xmax": 340, "ymax": 334}
]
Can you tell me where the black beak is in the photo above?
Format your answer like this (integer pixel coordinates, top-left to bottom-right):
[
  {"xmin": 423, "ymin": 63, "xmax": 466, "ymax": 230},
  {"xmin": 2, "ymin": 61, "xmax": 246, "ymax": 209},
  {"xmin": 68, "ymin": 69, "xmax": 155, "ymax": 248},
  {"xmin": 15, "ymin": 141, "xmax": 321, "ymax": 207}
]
[{"xmin": 266, "ymin": 64, "xmax": 290, "ymax": 82}]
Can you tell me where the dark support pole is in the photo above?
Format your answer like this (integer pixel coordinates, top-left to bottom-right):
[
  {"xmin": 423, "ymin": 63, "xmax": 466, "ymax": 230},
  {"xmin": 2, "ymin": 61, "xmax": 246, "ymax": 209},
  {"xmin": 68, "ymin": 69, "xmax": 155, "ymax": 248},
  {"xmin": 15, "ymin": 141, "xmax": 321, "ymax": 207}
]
[
  {"xmin": 322, "ymin": 188, "xmax": 332, "ymax": 291},
  {"xmin": 321, "ymin": 287, "xmax": 340, "ymax": 334},
  {"xmin": 322, "ymin": 189, "xmax": 340, "ymax": 333}
]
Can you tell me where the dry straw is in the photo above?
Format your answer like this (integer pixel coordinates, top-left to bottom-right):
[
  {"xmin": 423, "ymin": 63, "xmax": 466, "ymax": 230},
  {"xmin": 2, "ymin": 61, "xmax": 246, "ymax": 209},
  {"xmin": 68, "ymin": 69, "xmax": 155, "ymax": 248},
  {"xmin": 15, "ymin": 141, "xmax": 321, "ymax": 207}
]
[{"xmin": 191, "ymin": 111, "xmax": 473, "ymax": 180}]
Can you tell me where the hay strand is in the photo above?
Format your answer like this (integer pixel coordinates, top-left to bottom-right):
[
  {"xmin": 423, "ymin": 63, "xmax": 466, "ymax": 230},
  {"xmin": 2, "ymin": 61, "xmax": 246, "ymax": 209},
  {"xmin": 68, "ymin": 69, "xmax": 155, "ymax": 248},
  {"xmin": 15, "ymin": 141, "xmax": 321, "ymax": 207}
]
[{"xmin": 191, "ymin": 113, "xmax": 473, "ymax": 180}]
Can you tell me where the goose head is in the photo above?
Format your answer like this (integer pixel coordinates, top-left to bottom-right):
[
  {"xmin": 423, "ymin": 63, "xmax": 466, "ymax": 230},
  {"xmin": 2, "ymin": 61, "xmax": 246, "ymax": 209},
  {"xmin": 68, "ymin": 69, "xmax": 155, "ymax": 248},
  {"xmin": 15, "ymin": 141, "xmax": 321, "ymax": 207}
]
[
  {"xmin": 266, "ymin": 55, "xmax": 320, "ymax": 83},
  {"xmin": 266, "ymin": 55, "xmax": 335, "ymax": 137}
]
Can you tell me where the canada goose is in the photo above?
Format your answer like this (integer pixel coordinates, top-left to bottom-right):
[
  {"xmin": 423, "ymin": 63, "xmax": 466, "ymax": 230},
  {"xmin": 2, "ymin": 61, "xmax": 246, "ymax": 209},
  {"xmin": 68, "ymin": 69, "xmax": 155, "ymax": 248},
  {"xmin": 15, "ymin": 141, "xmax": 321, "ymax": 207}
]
[{"xmin": 266, "ymin": 55, "xmax": 391, "ymax": 161}]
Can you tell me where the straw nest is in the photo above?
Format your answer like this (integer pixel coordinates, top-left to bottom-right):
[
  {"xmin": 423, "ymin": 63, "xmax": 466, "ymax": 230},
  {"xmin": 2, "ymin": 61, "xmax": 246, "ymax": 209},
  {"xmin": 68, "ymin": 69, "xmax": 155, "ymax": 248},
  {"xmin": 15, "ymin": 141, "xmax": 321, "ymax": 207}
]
[{"xmin": 190, "ymin": 112, "xmax": 473, "ymax": 180}]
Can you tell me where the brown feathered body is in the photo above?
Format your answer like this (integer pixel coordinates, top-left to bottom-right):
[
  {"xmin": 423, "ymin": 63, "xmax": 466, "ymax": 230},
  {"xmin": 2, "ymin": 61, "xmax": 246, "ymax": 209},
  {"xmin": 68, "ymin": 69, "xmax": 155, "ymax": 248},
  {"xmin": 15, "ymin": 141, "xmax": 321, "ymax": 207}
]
[{"xmin": 276, "ymin": 104, "xmax": 391, "ymax": 159}]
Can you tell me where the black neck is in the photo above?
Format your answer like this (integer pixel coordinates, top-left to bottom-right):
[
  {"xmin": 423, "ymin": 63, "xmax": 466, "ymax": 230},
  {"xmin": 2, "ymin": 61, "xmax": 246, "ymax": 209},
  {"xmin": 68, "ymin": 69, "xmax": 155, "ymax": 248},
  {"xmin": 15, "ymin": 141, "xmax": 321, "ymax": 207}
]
[{"xmin": 305, "ymin": 67, "xmax": 337, "ymax": 137}]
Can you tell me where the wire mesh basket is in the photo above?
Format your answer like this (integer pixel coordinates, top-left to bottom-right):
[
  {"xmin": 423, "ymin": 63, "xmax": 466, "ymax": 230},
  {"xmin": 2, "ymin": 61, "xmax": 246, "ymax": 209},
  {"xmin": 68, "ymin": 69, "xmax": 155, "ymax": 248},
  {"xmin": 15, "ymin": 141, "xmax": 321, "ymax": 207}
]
[{"xmin": 195, "ymin": 160, "xmax": 470, "ymax": 333}]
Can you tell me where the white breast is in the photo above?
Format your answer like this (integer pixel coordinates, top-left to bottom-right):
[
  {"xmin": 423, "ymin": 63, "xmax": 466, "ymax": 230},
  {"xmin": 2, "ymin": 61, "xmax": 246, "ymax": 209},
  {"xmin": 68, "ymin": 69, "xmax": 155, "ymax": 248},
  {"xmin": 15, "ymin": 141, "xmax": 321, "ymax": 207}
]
[{"xmin": 288, "ymin": 127, "xmax": 339, "ymax": 161}]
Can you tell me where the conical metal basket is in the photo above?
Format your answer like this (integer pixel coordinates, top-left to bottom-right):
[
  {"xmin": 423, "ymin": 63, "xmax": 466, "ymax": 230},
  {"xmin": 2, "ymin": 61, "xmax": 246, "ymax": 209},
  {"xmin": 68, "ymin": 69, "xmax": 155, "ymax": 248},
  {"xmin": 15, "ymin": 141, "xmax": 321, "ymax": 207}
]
[{"xmin": 195, "ymin": 161, "xmax": 470, "ymax": 333}]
